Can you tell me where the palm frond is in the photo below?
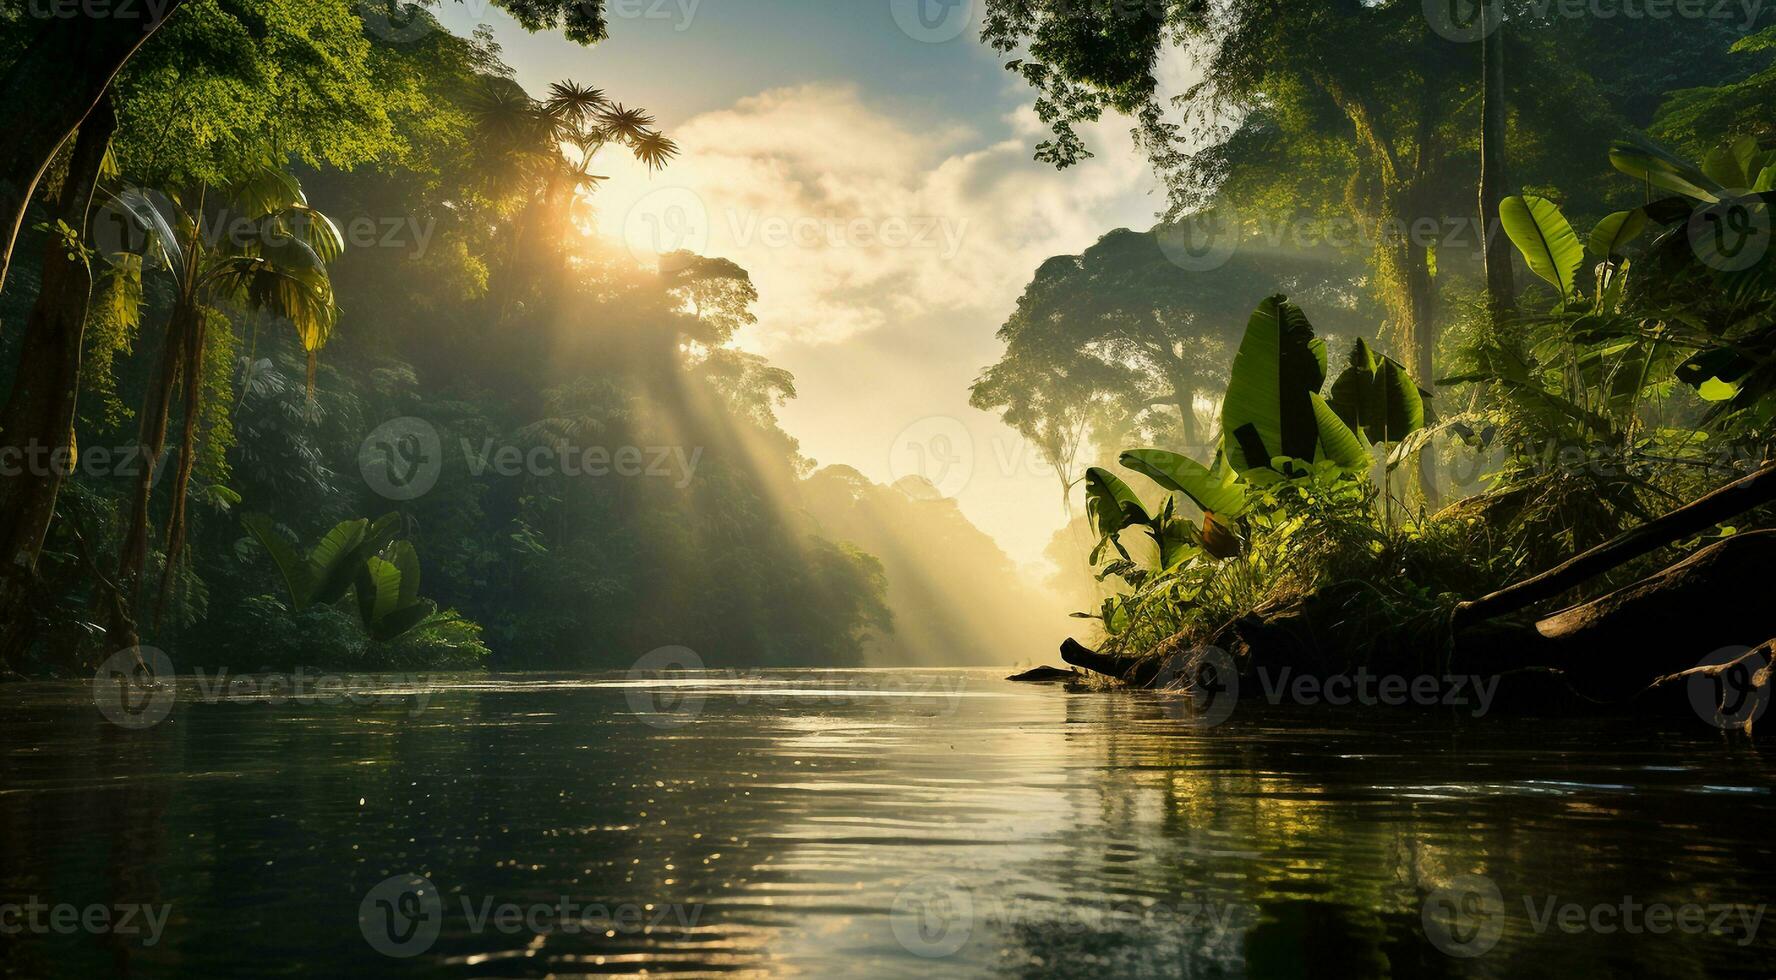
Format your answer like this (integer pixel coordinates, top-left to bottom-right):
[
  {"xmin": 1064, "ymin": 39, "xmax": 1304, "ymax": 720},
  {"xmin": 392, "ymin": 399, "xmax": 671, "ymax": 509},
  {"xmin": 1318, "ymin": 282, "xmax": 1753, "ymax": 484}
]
[{"xmin": 628, "ymin": 130, "xmax": 680, "ymax": 173}]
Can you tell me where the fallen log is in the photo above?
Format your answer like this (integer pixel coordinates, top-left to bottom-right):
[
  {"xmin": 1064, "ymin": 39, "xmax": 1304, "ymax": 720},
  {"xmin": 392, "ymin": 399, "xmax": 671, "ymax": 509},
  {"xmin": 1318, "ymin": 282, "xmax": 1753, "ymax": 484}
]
[
  {"xmin": 1529, "ymin": 531, "xmax": 1776, "ymax": 698},
  {"xmin": 1006, "ymin": 665, "xmax": 1081, "ymax": 683},
  {"xmin": 1061, "ymin": 532, "xmax": 1776, "ymax": 717},
  {"xmin": 1454, "ymin": 462, "xmax": 1776, "ymax": 627}
]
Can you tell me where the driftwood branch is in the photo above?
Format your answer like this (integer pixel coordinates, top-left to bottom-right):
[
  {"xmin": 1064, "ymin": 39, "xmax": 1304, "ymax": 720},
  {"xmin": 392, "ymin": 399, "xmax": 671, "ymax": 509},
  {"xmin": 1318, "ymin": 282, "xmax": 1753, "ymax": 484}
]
[{"xmin": 1454, "ymin": 461, "xmax": 1776, "ymax": 627}]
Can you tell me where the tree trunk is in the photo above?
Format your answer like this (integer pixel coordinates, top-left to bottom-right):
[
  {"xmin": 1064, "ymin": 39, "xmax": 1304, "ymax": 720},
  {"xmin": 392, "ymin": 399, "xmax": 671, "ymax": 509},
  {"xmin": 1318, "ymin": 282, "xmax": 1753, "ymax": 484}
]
[
  {"xmin": 1372, "ymin": 189, "xmax": 1441, "ymax": 508},
  {"xmin": 107, "ymin": 301, "xmax": 191, "ymax": 650},
  {"xmin": 0, "ymin": 105, "xmax": 116, "ymax": 565},
  {"xmin": 1173, "ymin": 385, "xmax": 1199, "ymax": 455},
  {"xmin": 0, "ymin": 104, "xmax": 117, "ymax": 656},
  {"xmin": 155, "ymin": 308, "xmax": 210, "ymax": 626},
  {"xmin": 0, "ymin": 5, "xmax": 184, "ymax": 299},
  {"xmin": 1478, "ymin": 0, "xmax": 1516, "ymax": 315}
]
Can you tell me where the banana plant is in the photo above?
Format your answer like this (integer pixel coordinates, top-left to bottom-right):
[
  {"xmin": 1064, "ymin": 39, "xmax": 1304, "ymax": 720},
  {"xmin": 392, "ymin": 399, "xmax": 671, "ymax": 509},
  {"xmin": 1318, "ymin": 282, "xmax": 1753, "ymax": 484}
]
[
  {"xmin": 1086, "ymin": 296, "xmax": 1426, "ymax": 579},
  {"xmin": 1607, "ymin": 135, "xmax": 1776, "ymax": 412},
  {"xmin": 1219, "ymin": 295, "xmax": 1377, "ymax": 479},
  {"xmin": 242, "ymin": 514, "xmax": 437, "ymax": 642}
]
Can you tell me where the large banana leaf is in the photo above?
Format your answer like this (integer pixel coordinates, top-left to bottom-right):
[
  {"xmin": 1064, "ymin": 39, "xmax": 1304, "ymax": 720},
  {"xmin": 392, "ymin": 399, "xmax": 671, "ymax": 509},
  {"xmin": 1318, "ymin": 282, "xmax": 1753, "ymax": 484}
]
[
  {"xmin": 1084, "ymin": 467, "xmax": 1150, "ymax": 565},
  {"xmin": 309, "ymin": 514, "xmax": 402, "ymax": 606},
  {"xmin": 391, "ymin": 541, "xmax": 422, "ymax": 610},
  {"xmin": 1156, "ymin": 519, "xmax": 1202, "ymax": 571},
  {"xmin": 1084, "ymin": 467, "xmax": 1150, "ymax": 537},
  {"xmin": 1588, "ymin": 209, "xmax": 1647, "ymax": 260},
  {"xmin": 307, "ymin": 519, "xmax": 369, "ymax": 606},
  {"xmin": 1500, "ymin": 196, "xmax": 1585, "ymax": 299},
  {"xmin": 242, "ymin": 515, "xmax": 316, "ymax": 610},
  {"xmin": 1118, "ymin": 449, "xmax": 1249, "ymax": 518},
  {"xmin": 1310, "ymin": 394, "xmax": 1370, "ymax": 471},
  {"xmin": 1609, "ymin": 137, "xmax": 1726, "ymax": 203},
  {"xmin": 1220, "ymin": 295, "xmax": 1327, "ymax": 475},
  {"xmin": 1327, "ymin": 337, "xmax": 1425, "ymax": 446},
  {"xmin": 356, "ymin": 556, "xmax": 403, "ymax": 631},
  {"xmin": 1701, "ymin": 137, "xmax": 1765, "ymax": 191},
  {"xmin": 371, "ymin": 601, "xmax": 438, "ymax": 643}
]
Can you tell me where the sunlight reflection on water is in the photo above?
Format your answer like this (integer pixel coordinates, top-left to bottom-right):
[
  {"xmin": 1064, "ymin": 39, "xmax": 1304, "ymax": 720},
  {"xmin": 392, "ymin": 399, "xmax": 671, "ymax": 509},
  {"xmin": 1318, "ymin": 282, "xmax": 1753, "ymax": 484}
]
[{"xmin": 2, "ymin": 668, "xmax": 1773, "ymax": 978}]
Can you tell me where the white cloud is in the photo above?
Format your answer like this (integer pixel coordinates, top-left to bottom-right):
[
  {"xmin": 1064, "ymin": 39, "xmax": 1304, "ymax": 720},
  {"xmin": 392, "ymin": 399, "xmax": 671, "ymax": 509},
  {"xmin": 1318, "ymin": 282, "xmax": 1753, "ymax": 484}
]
[{"xmin": 593, "ymin": 84, "xmax": 1158, "ymax": 350}]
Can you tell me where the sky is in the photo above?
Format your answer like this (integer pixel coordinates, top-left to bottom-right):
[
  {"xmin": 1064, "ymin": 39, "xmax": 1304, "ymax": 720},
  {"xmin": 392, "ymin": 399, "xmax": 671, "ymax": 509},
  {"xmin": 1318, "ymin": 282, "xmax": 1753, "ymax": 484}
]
[{"xmin": 433, "ymin": 0, "xmax": 1175, "ymax": 571}]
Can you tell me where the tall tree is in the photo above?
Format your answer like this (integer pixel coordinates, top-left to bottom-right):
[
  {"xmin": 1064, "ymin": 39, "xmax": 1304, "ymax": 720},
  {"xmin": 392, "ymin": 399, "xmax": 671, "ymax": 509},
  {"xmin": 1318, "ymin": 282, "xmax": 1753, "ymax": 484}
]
[
  {"xmin": 1479, "ymin": 0, "xmax": 1517, "ymax": 316},
  {"xmin": 0, "ymin": 6, "xmax": 184, "ymax": 299},
  {"xmin": 971, "ymin": 226, "xmax": 1374, "ymax": 497},
  {"xmin": 0, "ymin": 105, "xmax": 117, "ymax": 653},
  {"xmin": 0, "ymin": 0, "xmax": 617, "ymax": 305}
]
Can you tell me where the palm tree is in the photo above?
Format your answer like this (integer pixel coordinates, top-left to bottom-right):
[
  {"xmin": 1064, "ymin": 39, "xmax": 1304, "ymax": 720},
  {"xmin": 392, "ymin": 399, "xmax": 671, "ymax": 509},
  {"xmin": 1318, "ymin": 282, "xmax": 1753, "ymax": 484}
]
[
  {"xmin": 101, "ymin": 167, "xmax": 342, "ymax": 643},
  {"xmin": 468, "ymin": 79, "xmax": 679, "ymax": 288}
]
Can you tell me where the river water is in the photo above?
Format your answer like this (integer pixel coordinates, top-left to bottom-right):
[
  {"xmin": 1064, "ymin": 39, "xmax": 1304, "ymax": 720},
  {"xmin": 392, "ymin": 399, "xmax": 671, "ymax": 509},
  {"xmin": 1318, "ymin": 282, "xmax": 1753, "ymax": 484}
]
[{"xmin": 2, "ymin": 668, "xmax": 1772, "ymax": 977}]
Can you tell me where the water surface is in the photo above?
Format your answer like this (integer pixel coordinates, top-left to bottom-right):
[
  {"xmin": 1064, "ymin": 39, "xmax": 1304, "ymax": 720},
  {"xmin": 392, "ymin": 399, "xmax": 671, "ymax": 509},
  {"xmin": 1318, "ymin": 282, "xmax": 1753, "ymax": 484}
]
[{"xmin": 2, "ymin": 669, "xmax": 1772, "ymax": 977}]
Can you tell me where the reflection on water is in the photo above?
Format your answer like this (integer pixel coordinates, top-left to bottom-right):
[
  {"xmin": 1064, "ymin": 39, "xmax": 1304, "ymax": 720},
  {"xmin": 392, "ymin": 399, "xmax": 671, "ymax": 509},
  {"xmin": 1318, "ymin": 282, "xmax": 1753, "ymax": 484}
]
[{"xmin": 2, "ymin": 669, "xmax": 1773, "ymax": 977}]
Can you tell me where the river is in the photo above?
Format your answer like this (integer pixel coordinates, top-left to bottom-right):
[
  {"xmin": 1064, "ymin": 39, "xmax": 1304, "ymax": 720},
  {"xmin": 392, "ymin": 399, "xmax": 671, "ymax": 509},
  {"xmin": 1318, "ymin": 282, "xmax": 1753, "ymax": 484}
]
[{"xmin": 2, "ymin": 668, "xmax": 1772, "ymax": 977}]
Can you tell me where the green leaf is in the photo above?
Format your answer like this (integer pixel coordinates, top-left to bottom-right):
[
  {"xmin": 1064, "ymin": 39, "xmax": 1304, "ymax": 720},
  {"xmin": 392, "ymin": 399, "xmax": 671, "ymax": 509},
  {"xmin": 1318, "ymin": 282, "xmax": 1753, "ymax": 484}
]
[
  {"xmin": 1326, "ymin": 337, "xmax": 1426, "ymax": 445},
  {"xmin": 1084, "ymin": 467, "xmax": 1151, "ymax": 540},
  {"xmin": 1755, "ymin": 163, "xmax": 1776, "ymax": 194},
  {"xmin": 1310, "ymin": 394, "xmax": 1370, "ymax": 471},
  {"xmin": 1118, "ymin": 449, "xmax": 1249, "ymax": 518},
  {"xmin": 242, "ymin": 515, "xmax": 315, "ymax": 610},
  {"xmin": 371, "ymin": 602, "xmax": 437, "ymax": 643},
  {"xmin": 1220, "ymin": 295, "xmax": 1328, "ymax": 475},
  {"xmin": 1609, "ymin": 138, "xmax": 1726, "ymax": 203},
  {"xmin": 307, "ymin": 519, "xmax": 368, "ymax": 606},
  {"xmin": 1702, "ymin": 140, "xmax": 1751, "ymax": 190},
  {"xmin": 1698, "ymin": 377, "xmax": 1740, "ymax": 402},
  {"xmin": 1500, "ymin": 196, "xmax": 1585, "ymax": 299},
  {"xmin": 1157, "ymin": 522, "xmax": 1202, "ymax": 570},
  {"xmin": 1588, "ymin": 209, "xmax": 1647, "ymax": 260},
  {"xmin": 355, "ymin": 556, "xmax": 402, "ymax": 630},
  {"xmin": 390, "ymin": 541, "xmax": 422, "ymax": 610}
]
